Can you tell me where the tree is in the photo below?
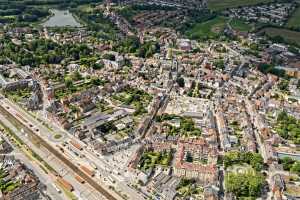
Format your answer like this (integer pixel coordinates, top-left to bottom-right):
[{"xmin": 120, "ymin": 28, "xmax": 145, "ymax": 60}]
[
  {"xmin": 280, "ymin": 157, "xmax": 295, "ymax": 171},
  {"xmin": 291, "ymin": 162, "xmax": 300, "ymax": 174},
  {"xmin": 225, "ymin": 171, "xmax": 264, "ymax": 198},
  {"xmin": 250, "ymin": 153, "xmax": 264, "ymax": 171},
  {"xmin": 180, "ymin": 118, "xmax": 195, "ymax": 132},
  {"xmin": 214, "ymin": 59, "xmax": 225, "ymax": 70},
  {"xmin": 176, "ymin": 77, "xmax": 185, "ymax": 87},
  {"xmin": 70, "ymin": 71, "xmax": 82, "ymax": 81},
  {"xmin": 102, "ymin": 54, "xmax": 115, "ymax": 61},
  {"xmin": 91, "ymin": 78, "xmax": 105, "ymax": 86},
  {"xmin": 64, "ymin": 77, "xmax": 72, "ymax": 88}
]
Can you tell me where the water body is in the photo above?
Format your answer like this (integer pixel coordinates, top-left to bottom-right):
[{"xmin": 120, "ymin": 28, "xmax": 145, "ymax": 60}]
[{"xmin": 43, "ymin": 9, "xmax": 81, "ymax": 27}]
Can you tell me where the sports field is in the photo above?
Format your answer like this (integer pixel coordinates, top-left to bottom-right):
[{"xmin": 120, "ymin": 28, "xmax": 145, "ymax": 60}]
[
  {"xmin": 186, "ymin": 16, "xmax": 227, "ymax": 40},
  {"xmin": 230, "ymin": 19, "xmax": 252, "ymax": 32},
  {"xmin": 207, "ymin": 0, "xmax": 274, "ymax": 11}
]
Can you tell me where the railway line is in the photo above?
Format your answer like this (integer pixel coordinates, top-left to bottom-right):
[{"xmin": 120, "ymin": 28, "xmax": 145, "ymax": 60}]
[{"xmin": 0, "ymin": 104, "xmax": 117, "ymax": 200}]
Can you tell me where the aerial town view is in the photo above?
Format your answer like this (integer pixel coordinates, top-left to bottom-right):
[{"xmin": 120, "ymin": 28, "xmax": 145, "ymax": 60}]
[{"xmin": 0, "ymin": 0, "xmax": 300, "ymax": 200}]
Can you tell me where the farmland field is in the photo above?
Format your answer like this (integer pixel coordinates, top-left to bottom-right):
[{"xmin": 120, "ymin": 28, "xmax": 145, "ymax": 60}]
[
  {"xmin": 186, "ymin": 16, "xmax": 227, "ymax": 40},
  {"xmin": 207, "ymin": 0, "xmax": 274, "ymax": 11},
  {"xmin": 287, "ymin": 6, "xmax": 300, "ymax": 29},
  {"xmin": 260, "ymin": 27, "xmax": 300, "ymax": 46}
]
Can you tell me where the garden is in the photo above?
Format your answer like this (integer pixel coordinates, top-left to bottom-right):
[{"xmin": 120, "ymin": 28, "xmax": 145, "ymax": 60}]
[{"xmin": 138, "ymin": 150, "xmax": 173, "ymax": 172}]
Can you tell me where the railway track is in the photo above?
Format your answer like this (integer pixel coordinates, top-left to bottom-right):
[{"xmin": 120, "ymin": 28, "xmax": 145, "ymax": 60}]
[{"xmin": 0, "ymin": 105, "xmax": 117, "ymax": 200}]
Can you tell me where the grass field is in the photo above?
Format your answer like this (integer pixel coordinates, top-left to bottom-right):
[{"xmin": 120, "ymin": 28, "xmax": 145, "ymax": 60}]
[
  {"xmin": 207, "ymin": 0, "xmax": 274, "ymax": 11},
  {"xmin": 186, "ymin": 16, "xmax": 227, "ymax": 40},
  {"xmin": 261, "ymin": 27, "xmax": 300, "ymax": 45},
  {"xmin": 230, "ymin": 19, "xmax": 252, "ymax": 32},
  {"xmin": 287, "ymin": 6, "xmax": 300, "ymax": 29}
]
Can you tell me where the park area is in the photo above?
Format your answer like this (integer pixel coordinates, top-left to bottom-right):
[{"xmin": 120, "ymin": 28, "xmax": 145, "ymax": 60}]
[
  {"xmin": 185, "ymin": 16, "xmax": 252, "ymax": 40},
  {"xmin": 186, "ymin": 16, "xmax": 227, "ymax": 40},
  {"xmin": 229, "ymin": 19, "xmax": 252, "ymax": 32},
  {"xmin": 207, "ymin": 0, "xmax": 274, "ymax": 11}
]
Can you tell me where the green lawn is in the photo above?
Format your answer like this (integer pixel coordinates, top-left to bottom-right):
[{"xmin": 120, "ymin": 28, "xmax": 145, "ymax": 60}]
[
  {"xmin": 230, "ymin": 19, "xmax": 252, "ymax": 32},
  {"xmin": 287, "ymin": 6, "xmax": 300, "ymax": 29},
  {"xmin": 208, "ymin": 0, "xmax": 274, "ymax": 11},
  {"xmin": 261, "ymin": 27, "xmax": 300, "ymax": 46},
  {"xmin": 186, "ymin": 16, "xmax": 227, "ymax": 40}
]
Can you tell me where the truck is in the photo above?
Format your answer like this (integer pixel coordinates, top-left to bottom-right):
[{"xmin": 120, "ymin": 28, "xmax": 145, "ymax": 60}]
[{"xmin": 80, "ymin": 165, "xmax": 95, "ymax": 177}]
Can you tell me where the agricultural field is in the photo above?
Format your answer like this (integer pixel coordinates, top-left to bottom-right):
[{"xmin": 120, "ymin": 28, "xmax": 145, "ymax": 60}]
[
  {"xmin": 185, "ymin": 16, "xmax": 227, "ymax": 40},
  {"xmin": 287, "ymin": 6, "xmax": 300, "ymax": 29},
  {"xmin": 207, "ymin": 0, "xmax": 274, "ymax": 11},
  {"xmin": 261, "ymin": 27, "xmax": 300, "ymax": 46}
]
